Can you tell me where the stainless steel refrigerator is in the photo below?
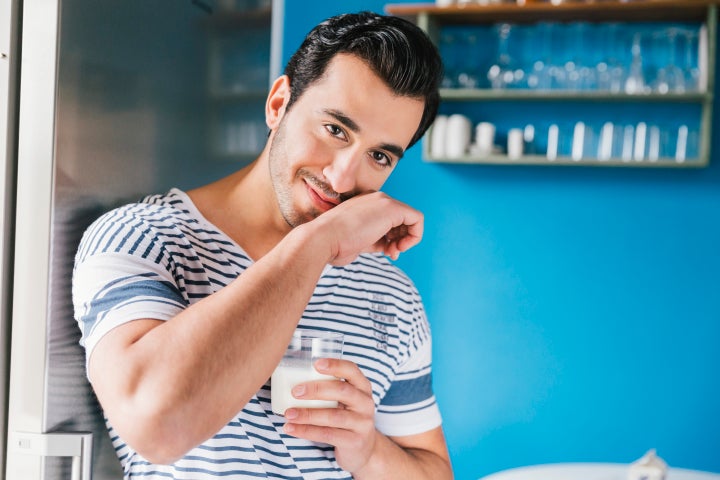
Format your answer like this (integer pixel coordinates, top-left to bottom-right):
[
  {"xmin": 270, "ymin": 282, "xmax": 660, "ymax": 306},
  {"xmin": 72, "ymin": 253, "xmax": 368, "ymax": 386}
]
[{"xmin": 0, "ymin": 0, "xmax": 282, "ymax": 478}]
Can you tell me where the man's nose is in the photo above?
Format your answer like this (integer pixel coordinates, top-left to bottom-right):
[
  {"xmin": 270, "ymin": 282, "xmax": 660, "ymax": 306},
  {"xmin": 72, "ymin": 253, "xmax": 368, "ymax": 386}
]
[{"xmin": 322, "ymin": 151, "xmax": 361, "ymax": 194}]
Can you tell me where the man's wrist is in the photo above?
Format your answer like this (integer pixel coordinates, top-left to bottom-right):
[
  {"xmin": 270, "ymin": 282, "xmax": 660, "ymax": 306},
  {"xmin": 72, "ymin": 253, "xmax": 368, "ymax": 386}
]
[
  {"xmin": 287, "ymin": 219, "xmax": 336, "ymax": 266},
  {"xmin": 350, "ymin": 430, "xmax": 391, "ymax": 480}
]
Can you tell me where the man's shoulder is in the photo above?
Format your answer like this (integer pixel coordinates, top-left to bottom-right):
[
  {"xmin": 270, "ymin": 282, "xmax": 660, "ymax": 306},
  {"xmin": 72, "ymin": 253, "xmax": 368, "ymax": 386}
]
[
  {"xmin": 96, "ymin": 189, "xmax": 196, "ymax": 228},
  {"xmin": 76, "ymin": 189, "xmax": 202, "ymax": 263}
]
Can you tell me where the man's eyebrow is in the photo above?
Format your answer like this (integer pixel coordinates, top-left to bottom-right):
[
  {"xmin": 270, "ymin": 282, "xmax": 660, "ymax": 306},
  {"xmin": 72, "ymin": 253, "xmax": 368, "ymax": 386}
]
[
  {"xmin": 379, "ymin": 143, "xmax": 405, "ymax": 160},
  {"xmin": 323, "ymin": 108, "xmax": 406, "ymax": 159},
  {"xmin": 324, "ymin": 109, "xmax": 360, "ymax": 133}
]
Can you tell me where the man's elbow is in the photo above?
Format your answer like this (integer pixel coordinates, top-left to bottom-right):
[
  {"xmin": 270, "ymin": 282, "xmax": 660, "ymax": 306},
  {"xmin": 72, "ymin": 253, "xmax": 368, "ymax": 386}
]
[
  {"xmin": 108, "ymin": 395, "xmax": 199, "ymax": 465},
  {"xmin": 119, "ymin": 418, "xmax": 197, "ymax": 464}
]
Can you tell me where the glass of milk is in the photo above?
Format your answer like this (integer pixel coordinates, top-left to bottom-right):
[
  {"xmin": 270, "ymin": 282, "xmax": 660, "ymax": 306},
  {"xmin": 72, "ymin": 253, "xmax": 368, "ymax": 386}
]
[{"xmin": 271, "ymin": 329, "xmax": 344, "ymax": 416}]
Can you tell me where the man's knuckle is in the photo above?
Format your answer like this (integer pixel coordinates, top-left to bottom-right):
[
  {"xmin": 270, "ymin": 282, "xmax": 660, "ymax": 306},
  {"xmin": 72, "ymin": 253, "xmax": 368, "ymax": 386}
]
[
  {"xmin": 338, "ymin": 381, "xmax": 352, "ymax": 396},
  {"xmin": 320, "ymin": 427, "xmax": 334, "ymax": 444}
]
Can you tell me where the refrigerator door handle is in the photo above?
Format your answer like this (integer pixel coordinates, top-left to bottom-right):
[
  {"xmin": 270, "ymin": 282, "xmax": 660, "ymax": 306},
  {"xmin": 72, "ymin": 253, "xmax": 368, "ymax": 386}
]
[{"xmin": 7, "ymin": 431, "xmax": 93, "ymax": 480}]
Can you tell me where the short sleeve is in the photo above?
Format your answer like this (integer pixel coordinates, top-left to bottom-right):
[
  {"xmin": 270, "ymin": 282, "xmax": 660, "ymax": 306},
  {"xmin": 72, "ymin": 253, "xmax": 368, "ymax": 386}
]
[
  {"xmin": 374, "ymin": 295, "xmax": 442, "ymax": 437},
  {"xmin": 72, "ymin": 209, "xmax": 188, "ymax": 375},
  {"xmin": 74, "ymin": 253, "xmax": 186, "ymax": 360}
]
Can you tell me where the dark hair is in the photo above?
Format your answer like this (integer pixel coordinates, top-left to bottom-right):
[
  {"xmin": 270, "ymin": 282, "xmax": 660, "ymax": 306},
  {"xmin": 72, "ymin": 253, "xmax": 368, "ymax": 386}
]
[{"xmin": 284, "ymin": 11, "xmax": 443, "ymax": 149}]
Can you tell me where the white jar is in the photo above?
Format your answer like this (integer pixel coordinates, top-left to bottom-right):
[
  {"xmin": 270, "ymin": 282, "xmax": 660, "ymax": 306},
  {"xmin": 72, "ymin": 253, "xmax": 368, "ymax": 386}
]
[
  {"xmin": 445, "ymin": 114, "xmax": 472, "ymax": 159},
  {"xmin": 430, "ymin": 115, "xmax": 449, "ymax": 158},
  {"xmin": 507, "ymin": 128, "xmax": 524, "ymax": 159}
]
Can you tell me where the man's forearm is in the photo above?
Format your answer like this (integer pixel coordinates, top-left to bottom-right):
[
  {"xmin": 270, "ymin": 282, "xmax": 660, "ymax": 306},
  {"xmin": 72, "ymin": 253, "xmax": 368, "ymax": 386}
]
[{"xmin": 353, "ymin": 432, "xmax": 453, "ymax": 480}]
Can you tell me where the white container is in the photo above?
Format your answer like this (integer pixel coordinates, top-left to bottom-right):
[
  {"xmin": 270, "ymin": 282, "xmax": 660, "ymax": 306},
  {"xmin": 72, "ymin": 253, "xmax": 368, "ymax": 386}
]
[
  {"xmin": 628, "ymin": 449, "xmax": 668, "ymax": 480},
  {"xmin": 474, "ymin": 122, "xmax": 496, "ymax": 156},
  {"xmin": 634, "ymin": 122, "xmax": 647, "ymax": 161},
  {"xmin": 507, "ymin": 128, "xmax": 524, "ymax": 159},
  {"xmin": 547, "ymin": 124, "xmax": 559, "ymax": 161},
  {"xmin": 445, "ymin": 114, "xmax": 472, "ymax": 159},
  {"xmin": 430, "ymin": 115, "xmax": 448, "ymax": 158},
  {"xmin": 598, "ymin": 121, "xmax": 614, "ymax": 161}
]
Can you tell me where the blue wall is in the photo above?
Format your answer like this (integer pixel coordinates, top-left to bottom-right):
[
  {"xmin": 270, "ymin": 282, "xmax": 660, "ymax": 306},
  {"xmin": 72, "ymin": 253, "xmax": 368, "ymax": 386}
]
[{"xmin": 283, "ymin": 3, "xmax": 720, "ymax": 479}]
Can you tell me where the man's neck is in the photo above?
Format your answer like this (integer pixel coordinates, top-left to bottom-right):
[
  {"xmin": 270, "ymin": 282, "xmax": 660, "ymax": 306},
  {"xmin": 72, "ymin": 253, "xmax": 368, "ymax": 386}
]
[{"xmin": 187, "ymin": 153, "xmax": 291, "ymax": 261}]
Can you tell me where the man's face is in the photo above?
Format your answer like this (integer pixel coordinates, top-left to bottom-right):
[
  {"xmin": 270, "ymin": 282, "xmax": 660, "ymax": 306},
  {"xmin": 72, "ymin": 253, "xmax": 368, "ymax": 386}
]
[{"xmin": 267, "ymin": 53, "xmax": 425, "ymax": 228}]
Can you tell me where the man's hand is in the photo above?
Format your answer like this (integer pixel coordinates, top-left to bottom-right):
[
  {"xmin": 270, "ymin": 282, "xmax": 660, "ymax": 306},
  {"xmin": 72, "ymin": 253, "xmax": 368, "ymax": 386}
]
[
  {"xmin": 280, "ymin": 359, "xmax": 453, "ymax": 479},
  {"xmin": 311, "ymin": 191, "xmax": 423, "ymax": 266},
  {"xmin": 282, "ymin": 358, "xmax": 378, "ymax": 473}
]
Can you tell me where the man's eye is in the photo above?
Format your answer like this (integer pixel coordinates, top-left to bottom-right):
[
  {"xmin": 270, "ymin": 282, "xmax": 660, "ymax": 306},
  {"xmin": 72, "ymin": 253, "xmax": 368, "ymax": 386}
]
[
  {"xmin": 371, "ymin": 151, "xmax": 392, "ymax": 167},
  {"xmin": 325, "ymin": 124, "xmax": 345, "ymax": 138}
]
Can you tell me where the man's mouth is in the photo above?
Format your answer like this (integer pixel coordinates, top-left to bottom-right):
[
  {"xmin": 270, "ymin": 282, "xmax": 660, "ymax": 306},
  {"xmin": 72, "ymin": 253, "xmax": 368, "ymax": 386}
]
[{"xmin": 304, "ymin": 179, "xmax": 340, "ymax": 211}]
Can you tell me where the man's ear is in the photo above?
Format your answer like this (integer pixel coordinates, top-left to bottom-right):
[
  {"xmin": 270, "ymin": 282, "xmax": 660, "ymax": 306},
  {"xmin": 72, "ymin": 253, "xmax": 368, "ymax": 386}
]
[{"xmin": 266, "ymin": 75, "xmax": 291, "ymax": 130}]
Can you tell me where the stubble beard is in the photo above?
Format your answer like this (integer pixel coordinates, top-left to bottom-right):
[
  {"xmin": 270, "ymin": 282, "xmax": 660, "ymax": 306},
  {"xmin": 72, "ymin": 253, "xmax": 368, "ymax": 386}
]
[
  {"xmin": 268, "ymin": 117, "xmax": 360, "ymax": 229},
  {"xmin": 268, "ymin": 118, "xmax": 324, "ymax": 228}
]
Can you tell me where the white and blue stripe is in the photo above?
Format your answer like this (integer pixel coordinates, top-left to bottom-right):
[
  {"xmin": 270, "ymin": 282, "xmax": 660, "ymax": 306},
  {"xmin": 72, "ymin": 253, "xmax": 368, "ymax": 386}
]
[{"xmin": 73, "ymin": 188, "xmax": 441, "ymax": 479}]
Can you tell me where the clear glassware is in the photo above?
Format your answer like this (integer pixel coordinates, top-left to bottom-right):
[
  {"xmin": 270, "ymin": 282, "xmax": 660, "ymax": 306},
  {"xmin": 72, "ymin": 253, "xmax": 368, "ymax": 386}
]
[
  {"xmin": 596, "ymin": 23, "xmax": 626, "ymax": 93},
  {"xmin": 487, "ymin": 23, "xmax": 517, "ymax": 89},
  {"xmin": 510, "ymin": 25, "xmax": 532, "ymax": 89},
  {"xmin": 653, "ymin": 27, "xmax": 685, "ymax": 94},
  {"xmin": 457, "ymin": 30, "xmax": 482, "ymax": 89},
  {"xmin": 547, "ymin": 22, "xmax": 569, "ymax": 90},
  {"xmin": 439, "ymin": 30, "xmax": 459, "ymax": 88},
  {"xmin": 624, "ymin": 32, "xmax": 647, "ymax": 94},
  {"xmin": 681, "ymin": 29, "xmax": 701, "ymax": 92},
  {"xmin": 571, "ymin": 22, "xmax": 597, "ymax": 91},
  {"xmin": 529, "ymin": 22, "xmax": 554, "ymax": 90}
]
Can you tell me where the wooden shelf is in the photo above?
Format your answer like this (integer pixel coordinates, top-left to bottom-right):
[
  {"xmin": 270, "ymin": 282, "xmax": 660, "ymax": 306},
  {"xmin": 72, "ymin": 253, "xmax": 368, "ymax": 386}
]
[
  {"xmin": 385, "ymin": 1, "xmax": 717, "ymax": 23},
  {"xmin": 440, "ymin": 89, "xmax": 712, "ymax": 102},
  {"xmin": 425, "ymin": 153, "xmax": 707, "ymax": 167},
  {"xmin": 387, "ymin": 0, "xmax": 717, "ymax": 167}
]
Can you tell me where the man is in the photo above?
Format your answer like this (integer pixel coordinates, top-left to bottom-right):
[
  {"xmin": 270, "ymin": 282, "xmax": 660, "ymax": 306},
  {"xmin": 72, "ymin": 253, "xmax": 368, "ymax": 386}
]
[{"xmin": 73, "ymin": 11, "xmax": 452, "ymax": 479}]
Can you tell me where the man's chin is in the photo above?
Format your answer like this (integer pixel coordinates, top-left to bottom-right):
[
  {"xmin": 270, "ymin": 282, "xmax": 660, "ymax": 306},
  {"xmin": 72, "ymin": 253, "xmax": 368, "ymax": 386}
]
[{"xmin": 282, "ymin": 209, "xmax": 323, "ymax": 229}]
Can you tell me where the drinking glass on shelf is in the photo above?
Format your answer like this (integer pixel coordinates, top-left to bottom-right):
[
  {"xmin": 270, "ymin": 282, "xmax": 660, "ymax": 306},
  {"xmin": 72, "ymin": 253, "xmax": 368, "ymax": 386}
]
[
  {"xmin": 566, "ymin": 23, "xmax": 596, "ymax": 91},
  {"xmin": 624, "ymin": 32, "xmax": 647, "ymax": 94},
  {"xmin": 547, "ymin": 22, "xmax": 569, "ymax": 90},
  {"xmin": 487, "ymin": 23, "xmax": 518, "ymax": 89},
  {"xmin": 596, "ymin": 23, "xmax": 626, "ymax": 93},
  {"xmin": 439, "ymin": 31, "xmax": 459, "ymax": 88},
  {"xmin": 510, "ymin": 26, "xmax": 532, "ymax": 89},
  {"xmin": 681, "ymin": 29, "xmax": 701, "ymax": 92},
  {"xmin": 457, "ymin": 30, "xmax": 482, "ymax": 89},
  {"xmin": 529, "ymin": 22, "xmax": 554, "ymax": 90},
  {"xmin": 652, "ymin": 27, "xmax": 685, "ymax": 94}
]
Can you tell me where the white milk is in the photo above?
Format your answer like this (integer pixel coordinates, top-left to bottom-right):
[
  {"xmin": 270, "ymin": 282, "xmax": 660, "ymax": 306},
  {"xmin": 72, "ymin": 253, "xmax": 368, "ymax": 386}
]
[{"xmin": 271, "ymin": 361, "xmax": 338, "ymax": 416}]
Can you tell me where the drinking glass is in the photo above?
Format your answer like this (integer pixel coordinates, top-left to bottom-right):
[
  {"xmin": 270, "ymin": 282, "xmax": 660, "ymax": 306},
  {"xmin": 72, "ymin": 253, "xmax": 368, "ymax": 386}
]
[
  {"xmin": 487, "ymin": 23, "xmax": 517, "ymax": 89},
  {"xmin": 457, "ymin": 30, "xmax": 482, "ymax": 88},
  {"xmin": 565, "ymin": 23, "xmax": 596, "ymax": 91},
  {"xmin": 681, "ymin": 29, "xmax": 701, "ymax": 92},
  {"xmin": 439, "ymin": 31, "xmax": 459, "ymax": 88},
  {"xmin": 271, "ymin": 330, "xmax": 344, "ymax": 416},
  {"xmin": 596, "ymin": 23, "xmax": 626, "ymax": 93},
  {"xmin": 653, "ymin": 28, "xmax": 685, "ymax": 94},
  {"xmin": 530, "ymin": 22, "xmax": 554, "ymax": 90},
  {"xmin": 625, "ymin": 32, "xmax": 647, "ymax": 94}
]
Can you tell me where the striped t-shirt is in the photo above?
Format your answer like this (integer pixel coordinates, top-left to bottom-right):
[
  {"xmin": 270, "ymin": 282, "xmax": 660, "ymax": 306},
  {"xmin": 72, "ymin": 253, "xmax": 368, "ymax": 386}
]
[{"xmin": 72, "ymin": 188, "xmax": 442, "ymax": 479}]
